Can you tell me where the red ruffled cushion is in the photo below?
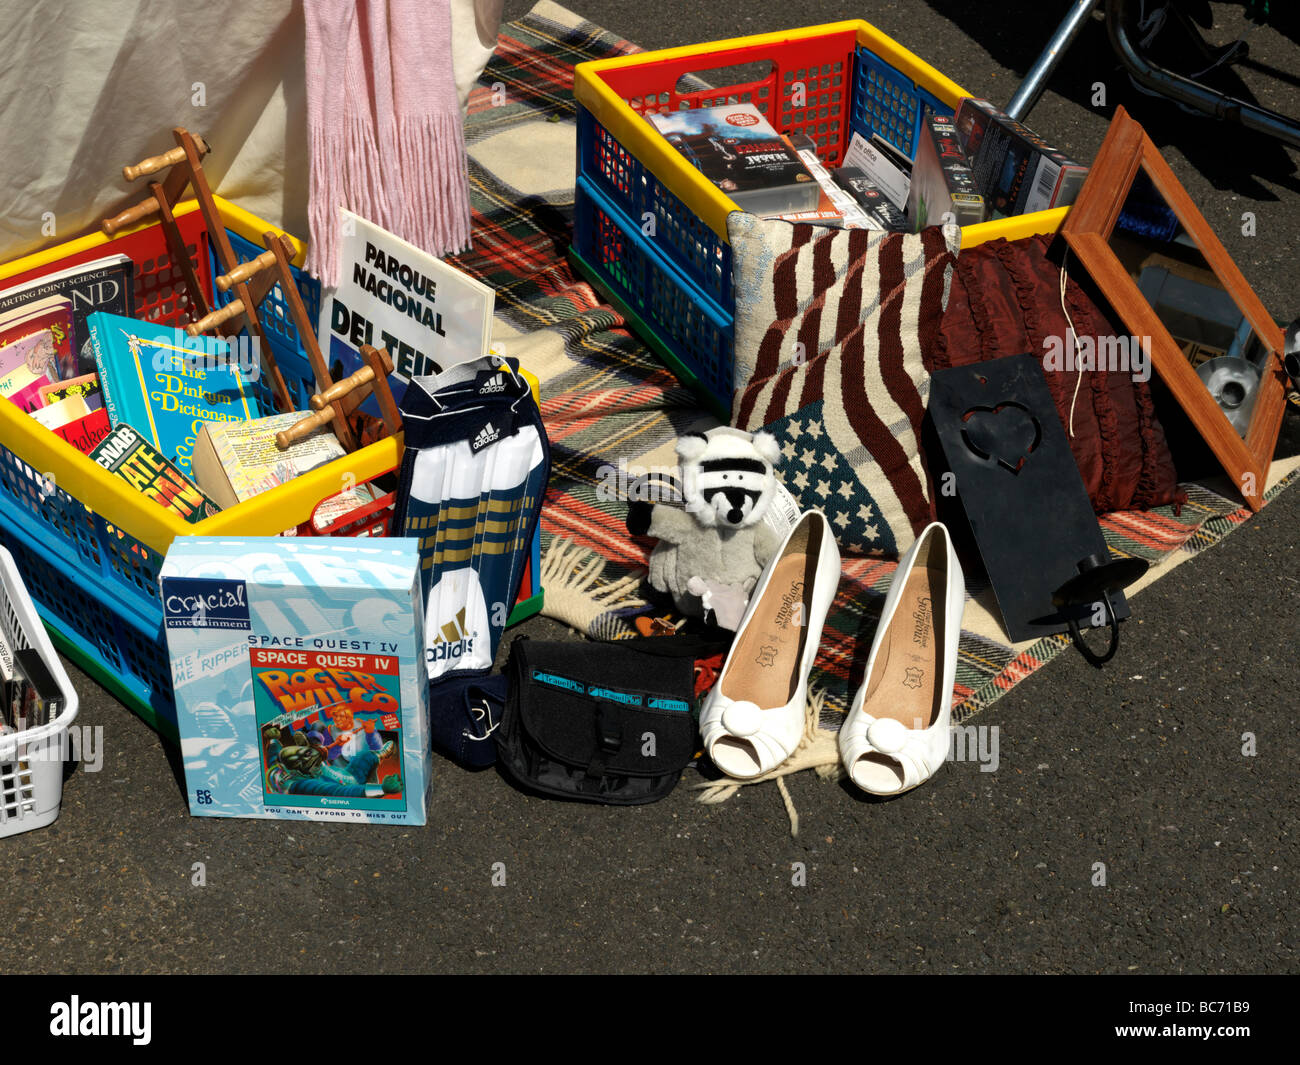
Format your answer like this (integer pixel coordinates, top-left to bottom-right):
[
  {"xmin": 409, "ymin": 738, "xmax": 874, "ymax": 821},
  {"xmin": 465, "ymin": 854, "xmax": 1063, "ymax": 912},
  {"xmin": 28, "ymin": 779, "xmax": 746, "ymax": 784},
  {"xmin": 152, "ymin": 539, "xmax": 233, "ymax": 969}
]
[{"xmin": 932, "ymin": 234, "xmax": 1184, "ymax": 513}]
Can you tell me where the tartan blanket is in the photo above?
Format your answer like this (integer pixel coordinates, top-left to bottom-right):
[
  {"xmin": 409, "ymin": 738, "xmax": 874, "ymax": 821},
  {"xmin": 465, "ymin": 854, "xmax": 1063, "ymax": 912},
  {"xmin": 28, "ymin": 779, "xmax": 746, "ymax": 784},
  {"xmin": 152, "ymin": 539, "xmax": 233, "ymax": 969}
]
[{"xmin": 447, "ymin": 2, "xmax": 1300, "ymax": 742}]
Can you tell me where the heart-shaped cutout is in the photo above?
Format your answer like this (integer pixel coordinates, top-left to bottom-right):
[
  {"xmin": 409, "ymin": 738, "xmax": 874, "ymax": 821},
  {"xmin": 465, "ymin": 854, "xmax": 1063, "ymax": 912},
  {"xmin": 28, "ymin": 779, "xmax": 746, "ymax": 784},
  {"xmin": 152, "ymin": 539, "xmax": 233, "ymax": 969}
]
[{"xmin": 960, "ymin": 402, "xmax": 1041, "ymax": 475}]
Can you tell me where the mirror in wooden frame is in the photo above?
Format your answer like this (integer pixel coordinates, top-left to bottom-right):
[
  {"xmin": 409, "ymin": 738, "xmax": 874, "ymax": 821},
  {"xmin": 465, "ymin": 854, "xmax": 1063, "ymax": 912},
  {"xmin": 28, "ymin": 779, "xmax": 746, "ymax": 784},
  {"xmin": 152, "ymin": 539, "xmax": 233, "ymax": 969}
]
[{"xmin": 1061, "ymin": 106, "xmax": 1287, "ymax": 511}]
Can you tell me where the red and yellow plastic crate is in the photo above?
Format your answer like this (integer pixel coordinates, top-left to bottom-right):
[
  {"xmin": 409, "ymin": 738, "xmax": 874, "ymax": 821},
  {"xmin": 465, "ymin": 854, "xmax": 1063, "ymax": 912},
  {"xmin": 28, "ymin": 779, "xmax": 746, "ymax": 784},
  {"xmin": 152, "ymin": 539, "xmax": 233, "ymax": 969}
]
[{"xmin": 571, "ymin": 20, "xmax": 1069, "ymax": 415}]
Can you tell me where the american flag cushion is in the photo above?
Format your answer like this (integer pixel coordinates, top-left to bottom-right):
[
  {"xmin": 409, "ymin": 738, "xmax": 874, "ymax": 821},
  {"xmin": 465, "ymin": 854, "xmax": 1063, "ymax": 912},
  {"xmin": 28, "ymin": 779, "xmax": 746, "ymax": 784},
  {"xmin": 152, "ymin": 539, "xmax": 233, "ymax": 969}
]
[{"xmin": 727, "ymin": 212, "xmax": 960, "ymax": 557}]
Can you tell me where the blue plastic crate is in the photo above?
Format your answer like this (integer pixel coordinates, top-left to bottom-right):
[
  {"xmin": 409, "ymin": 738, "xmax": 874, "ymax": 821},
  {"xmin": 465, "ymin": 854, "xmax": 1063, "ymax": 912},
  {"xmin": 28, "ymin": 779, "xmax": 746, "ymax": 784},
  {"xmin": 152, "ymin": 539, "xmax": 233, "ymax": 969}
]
[
  {"xmin": 578, "ymin": 108, "xmax": 733, "ymax": 310},
  {"xmin": 0, "ymin": 220, "xmax": 334, "ymax": 739},
  {"xmin": 2, "ymin": 204, "xmax": 547, "ymax": 739},
  {"xmin": 849, "ymin": 46, "xmax": 952, "ymax": 160},
  {"xmin": 573, "ymin": 175, "xmax": 733, "ymax": 410},
  {"xmin": 0, "ymin": 448, "xmax": 179, "ymax": 735},
  {"xmin": 212, "ymin": 229, "xmax": 324, "ymax": 414}
]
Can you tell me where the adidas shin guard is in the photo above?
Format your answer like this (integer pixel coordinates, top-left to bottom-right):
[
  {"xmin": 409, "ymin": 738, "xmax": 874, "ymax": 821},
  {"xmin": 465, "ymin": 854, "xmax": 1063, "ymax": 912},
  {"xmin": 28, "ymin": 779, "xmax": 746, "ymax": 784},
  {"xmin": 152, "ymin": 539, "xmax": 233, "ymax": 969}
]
[{"xmin": 394, "ymin": 357, "xmax": 548, "ymax": 701}]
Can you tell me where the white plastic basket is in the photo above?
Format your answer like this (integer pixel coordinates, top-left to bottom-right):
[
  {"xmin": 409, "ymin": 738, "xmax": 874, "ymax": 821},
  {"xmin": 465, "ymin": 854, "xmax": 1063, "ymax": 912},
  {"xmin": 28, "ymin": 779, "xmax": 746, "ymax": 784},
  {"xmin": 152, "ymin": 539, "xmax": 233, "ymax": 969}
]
[{"xmin": 0, "ymin": 545, "xmax": 78, "ymax": 838}]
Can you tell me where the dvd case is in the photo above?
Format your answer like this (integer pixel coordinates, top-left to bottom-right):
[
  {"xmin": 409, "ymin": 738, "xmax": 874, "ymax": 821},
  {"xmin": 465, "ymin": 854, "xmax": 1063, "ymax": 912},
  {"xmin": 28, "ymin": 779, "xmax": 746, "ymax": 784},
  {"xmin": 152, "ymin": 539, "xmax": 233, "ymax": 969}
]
[
  {"xmin": 777, "ymin": 133, "xmax": 877, "ymax": 228},
  {"xmin": 841, "ymin": 131, "xmax": 912, "ymax": 212},
  {"xmin": 907, "ymin": 113, "xmax": 986, "ymax": 230},
  {"xmin": 832, "ymin": 167, "xmax": 910, "ymax": 231},
  {"xmin": 955, "ymin": 97, "xmax": 1088, "ymax": 217},
  {"xmin": 649, "ymin": 104, "xmax": 820, "ymax": 218}
]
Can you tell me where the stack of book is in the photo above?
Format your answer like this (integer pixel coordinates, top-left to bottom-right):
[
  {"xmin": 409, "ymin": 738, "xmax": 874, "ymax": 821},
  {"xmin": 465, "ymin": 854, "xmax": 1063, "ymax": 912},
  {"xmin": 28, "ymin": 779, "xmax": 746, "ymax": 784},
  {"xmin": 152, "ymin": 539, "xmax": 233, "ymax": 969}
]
[
  {"xmin": 6, "ymin": 212, "xmax": 487, "ymax": 535},
  {"xmin": 2, "ymin": 253, "xmax": 392, "ymax": 542},
  {"xmin": 0, "ymin": 254, "xmax": 134, "ymax": 450},
  {"xmin": 191, "ymin": 411, "xmax": 383, "ymax": 533},
  {"xmin": 696, "ymin": 97, "xmax": 1087, "ymax": 235},
  {"xmin": 650, "ymin": 107, "xmax": 921, "ymax": 231},
  {"xmin": 649, "ymin": 105, "xmax": 823, "ymax": 219}
]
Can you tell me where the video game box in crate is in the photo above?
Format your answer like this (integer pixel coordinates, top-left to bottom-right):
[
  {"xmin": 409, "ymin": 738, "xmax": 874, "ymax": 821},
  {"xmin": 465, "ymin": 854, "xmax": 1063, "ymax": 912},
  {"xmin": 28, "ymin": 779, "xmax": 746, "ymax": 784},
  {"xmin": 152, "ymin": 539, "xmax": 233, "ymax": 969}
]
[{"xmin": 160, "ymin": 537, "xmax": 430, "ymax": 824}]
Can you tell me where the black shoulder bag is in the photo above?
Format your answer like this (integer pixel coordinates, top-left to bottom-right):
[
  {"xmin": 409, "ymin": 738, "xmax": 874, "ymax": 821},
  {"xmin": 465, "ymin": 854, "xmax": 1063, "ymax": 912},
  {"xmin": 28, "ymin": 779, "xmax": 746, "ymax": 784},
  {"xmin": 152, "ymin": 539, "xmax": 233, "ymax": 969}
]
[{"xmin": 494, "ymin": 639, "xmax": 699, "ymax": 805}]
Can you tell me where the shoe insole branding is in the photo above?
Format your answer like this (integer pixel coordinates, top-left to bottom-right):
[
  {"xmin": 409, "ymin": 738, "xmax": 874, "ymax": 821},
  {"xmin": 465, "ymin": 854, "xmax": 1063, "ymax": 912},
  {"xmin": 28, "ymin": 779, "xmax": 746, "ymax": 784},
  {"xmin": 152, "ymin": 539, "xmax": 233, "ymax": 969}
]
[
  {"xmin": 910, "ymin": 596, "xmax": 932, "ymax": 650},
  {"xmin": 724, "ymin": 546, "xmax": 818, "ymax": 708},
  {"xmin": 773, "ymin": 582, "xmax": 805, "ymax": 630},
  {"xmin": 862, "ymin": 564, "xmax": 945, "ymax": 731}
]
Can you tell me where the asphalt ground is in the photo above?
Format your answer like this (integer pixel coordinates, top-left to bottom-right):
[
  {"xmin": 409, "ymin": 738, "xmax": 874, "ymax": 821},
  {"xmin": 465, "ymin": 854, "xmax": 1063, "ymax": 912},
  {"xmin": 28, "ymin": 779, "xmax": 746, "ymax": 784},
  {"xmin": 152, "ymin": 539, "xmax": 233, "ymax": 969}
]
[{"xmin": 2, "ymin": 1, "xmax": 1297, "ymax": 979}]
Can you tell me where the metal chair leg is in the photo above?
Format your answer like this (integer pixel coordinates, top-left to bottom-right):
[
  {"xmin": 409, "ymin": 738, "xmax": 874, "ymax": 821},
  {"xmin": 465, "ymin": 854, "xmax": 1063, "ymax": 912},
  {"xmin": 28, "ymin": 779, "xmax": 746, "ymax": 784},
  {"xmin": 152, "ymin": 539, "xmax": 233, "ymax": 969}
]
[
  {"xmin": 1105, "ymin": 0, "xmax": 1300, "ymax": 149},
  {"xmin": 1005, "ymin": 0, "xmax": 1103, "ymax": 122}
]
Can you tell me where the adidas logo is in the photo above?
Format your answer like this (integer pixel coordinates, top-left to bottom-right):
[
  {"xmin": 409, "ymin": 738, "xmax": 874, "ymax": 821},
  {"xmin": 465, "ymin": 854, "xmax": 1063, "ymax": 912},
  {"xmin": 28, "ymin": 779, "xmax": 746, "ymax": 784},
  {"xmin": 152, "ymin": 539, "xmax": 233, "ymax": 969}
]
[
  {"xmin": 472, "ymin": 422, "xmax": 500, "ymax": 451},
  {"xmin": 479, "ymin": 372, "xmax": 507, "ymax": 394},
  {"xmin": 426, "ymin": 606, "xmax": 476, "ymax": 663}
]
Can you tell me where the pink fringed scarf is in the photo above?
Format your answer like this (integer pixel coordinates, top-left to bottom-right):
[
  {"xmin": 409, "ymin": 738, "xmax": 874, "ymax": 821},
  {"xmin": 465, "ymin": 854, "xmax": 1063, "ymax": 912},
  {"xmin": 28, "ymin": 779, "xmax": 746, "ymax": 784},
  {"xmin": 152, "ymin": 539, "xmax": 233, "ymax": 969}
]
[{"xmin": 304, "ymin": 0, "xmax": 472, "ymax": 284}]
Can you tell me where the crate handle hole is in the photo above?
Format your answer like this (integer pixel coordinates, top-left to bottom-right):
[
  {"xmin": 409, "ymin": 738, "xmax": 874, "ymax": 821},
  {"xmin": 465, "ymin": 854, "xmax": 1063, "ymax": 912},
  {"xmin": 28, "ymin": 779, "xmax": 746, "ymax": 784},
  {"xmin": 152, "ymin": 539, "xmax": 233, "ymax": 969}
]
[{"xmin": 673, "ymin": 59, "xmax": 774, "ymax": 98}]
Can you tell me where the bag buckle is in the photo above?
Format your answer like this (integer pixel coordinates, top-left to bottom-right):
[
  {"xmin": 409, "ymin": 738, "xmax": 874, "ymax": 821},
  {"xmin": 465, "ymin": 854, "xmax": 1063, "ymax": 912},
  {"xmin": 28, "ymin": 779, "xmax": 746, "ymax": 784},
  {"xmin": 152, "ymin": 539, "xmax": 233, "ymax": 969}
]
[{"xmin": 597, "ymin": 703, "xmax": 623, "ymax": 753}]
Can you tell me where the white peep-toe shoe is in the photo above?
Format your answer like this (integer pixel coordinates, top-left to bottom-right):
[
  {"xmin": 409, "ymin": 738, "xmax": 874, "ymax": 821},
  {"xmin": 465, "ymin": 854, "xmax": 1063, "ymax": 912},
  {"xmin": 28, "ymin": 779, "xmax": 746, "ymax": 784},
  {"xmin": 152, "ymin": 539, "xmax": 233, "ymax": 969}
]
[
  {"xmin": 838, "ymin": 521, "xmax": 965, "ymax": 796},
  {"xmin": 700, "ymin": 510, "xmax": 842, "ymax": 780}
]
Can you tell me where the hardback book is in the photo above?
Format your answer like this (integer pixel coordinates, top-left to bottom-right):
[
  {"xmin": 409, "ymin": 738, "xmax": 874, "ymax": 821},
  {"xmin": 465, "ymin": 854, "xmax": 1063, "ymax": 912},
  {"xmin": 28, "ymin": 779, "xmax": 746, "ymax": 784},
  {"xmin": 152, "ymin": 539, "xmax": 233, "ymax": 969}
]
[
  {"xmin": 955, "ymin": 97, "xmax": 1088, "ymax": 217},
  {"xmin": 191, "ymin": 411, "xmax": 381, "ymax": 532},
  {"xmin": 89, "ymin": 423, "xmax": 222, "ymax": 524},
  {"xmin": 83, "ymin": 311, "xmax": 256, "ymax": 477},
  {"xmin": 50, "ymin": 407, "xmax": 112, "ymax": 455},
  {"xmin": 37, "ymin": 372, "xmax": 102, "ymax": 411},
  {"xmin": 649, "ymin": 104, "xmax": 821, "ymax": 219},
  {"xmin": 0, "ymin": 254, "xmax": 135, "ymax": 377},
  {"xmin": 0, "ymin": 296, "xmax": 75, "ymax": 412},
  {"xmin": 907, "ymin": 112, "xmax": 986, "ymax": 230}
]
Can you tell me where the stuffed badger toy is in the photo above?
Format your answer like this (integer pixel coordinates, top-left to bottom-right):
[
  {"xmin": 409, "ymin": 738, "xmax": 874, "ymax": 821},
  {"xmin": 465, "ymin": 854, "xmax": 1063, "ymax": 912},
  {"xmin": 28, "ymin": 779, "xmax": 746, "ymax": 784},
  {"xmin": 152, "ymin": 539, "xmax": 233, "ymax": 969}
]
[{"xmin": 627, "ymin": 426, "xmax": 782, "ymax": 629}]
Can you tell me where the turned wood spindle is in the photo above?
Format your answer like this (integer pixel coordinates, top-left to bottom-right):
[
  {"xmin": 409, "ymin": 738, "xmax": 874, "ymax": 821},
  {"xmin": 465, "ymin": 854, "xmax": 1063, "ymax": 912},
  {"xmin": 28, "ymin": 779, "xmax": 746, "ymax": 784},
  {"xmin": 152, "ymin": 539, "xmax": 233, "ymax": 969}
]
[
  {"xmin": 185, "ymin": 299, "xmax": 245, "ymax": 336},
  {"xmin": 101, "ymin": 198, "xmax": 162, "ymax": 236},
  {"xmin": 276, "ymin": 407, "xmax": 335, "ymax": 451},
  {"xmin": 122, "ymin": 134, "xmax": 209, "ymax": 182},
  {"xmin": 215, "ymin": 248, "xmax": 278, "ymax": 292},
  {"xmin": 311, "ymin": 367, "xmax": 377, "ymax": 411}
]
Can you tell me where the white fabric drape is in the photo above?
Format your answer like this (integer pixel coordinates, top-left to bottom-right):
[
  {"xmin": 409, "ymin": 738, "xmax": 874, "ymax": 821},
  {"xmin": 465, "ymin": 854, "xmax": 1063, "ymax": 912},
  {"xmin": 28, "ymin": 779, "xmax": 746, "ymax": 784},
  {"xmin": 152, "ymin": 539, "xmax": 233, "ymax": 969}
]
[{"xmin": 0, "ymin": 0, "xmax": 501, "ymax": 264}]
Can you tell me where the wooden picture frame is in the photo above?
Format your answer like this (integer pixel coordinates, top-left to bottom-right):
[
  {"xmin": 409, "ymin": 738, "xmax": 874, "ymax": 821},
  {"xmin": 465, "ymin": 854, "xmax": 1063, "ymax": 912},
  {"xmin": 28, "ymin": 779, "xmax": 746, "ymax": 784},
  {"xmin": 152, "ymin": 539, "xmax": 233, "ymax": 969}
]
[{"xmin": 1061, "ymin": 106, "xmax": 1287, "ymax": 511}]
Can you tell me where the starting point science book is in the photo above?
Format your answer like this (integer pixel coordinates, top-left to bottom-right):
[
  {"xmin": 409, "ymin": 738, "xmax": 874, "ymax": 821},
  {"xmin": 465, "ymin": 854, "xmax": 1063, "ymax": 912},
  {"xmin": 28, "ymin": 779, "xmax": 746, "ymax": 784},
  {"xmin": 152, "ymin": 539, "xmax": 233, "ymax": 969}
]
[{"xmin": 160, "ymin": 538, "xmax": 430, "ymax": 824}]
